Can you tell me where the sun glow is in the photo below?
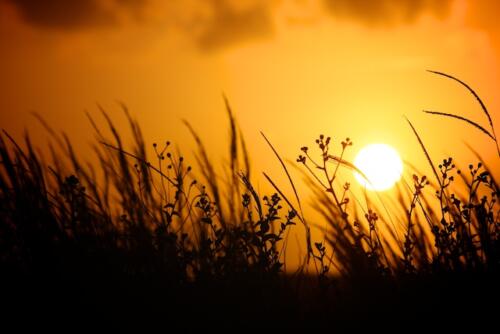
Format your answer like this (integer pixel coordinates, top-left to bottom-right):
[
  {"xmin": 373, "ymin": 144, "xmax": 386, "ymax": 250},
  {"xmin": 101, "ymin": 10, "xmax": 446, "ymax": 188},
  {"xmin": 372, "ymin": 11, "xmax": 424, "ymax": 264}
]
[{"xmin": 354, "ymin": 143, "xmax": 403, "ymax": 191}]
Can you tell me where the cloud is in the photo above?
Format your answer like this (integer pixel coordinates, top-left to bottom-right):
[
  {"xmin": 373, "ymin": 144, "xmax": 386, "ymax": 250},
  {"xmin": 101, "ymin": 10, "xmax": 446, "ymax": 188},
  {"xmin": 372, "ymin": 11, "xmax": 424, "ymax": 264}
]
[
  {"xmin": 466, "ymin": 0, "xmax": 500, "ymax": 32},
  {"xmin": 323, "ymin": 0, "xmax": 452, "ymax": 26},
  {"xmin": 192, "ymin": 0, "xmax": 273, "ymax": 51},
  {"xmin": 3, "ymin": 0, "xmax": 146, "ymax": 30},
  {"xmin": 3, "ymin": 0, "xmax": 274, "ymax": 51},
  {"xmin": 2, "ymin": 0, "xmax": 456, "ymax": 51}
]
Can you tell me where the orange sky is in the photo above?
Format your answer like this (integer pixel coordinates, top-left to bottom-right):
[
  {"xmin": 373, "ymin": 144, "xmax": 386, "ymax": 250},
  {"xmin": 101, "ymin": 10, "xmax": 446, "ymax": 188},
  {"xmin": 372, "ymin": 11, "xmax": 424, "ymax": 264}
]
[{"xmin": 1, "ymin": 0, "xmax": 499, "ymax": 198}]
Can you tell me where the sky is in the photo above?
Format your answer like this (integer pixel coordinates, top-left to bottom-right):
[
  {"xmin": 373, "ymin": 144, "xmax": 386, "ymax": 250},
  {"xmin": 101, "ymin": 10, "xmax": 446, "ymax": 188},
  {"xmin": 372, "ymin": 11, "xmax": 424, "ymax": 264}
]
[{"xmin": 1, "ymin": 0, "xmax": 499, "ymax": 200}]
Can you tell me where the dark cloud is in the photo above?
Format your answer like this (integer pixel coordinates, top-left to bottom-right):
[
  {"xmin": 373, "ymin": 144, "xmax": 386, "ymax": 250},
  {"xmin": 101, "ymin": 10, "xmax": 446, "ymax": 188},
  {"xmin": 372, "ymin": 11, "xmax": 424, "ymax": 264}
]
[
  {"xmin": 193, "ymin": 0, "xmax": 273, "ymax": 51},
  {"xmin": 467, "ymin": 0, "xmax": 500, "ymax": 32},
  {"xmin": 6, "ymin": 0, "xmax": 114, "ymax": 29},
  {"xmin": 4, "ymin": 0, "xmax": 146, "ymax": 30},
  {"xmin": 323, "ymin": 0, "xmax": 452, "ymax": 26},
  {"xmin": 1, "ymin": 0, "xmax": 456, "ymax": 51},
  {"xmin": 3, "ymin": 0, "xmax": 273, "ymax": 51},
  {"xmin": 465, "ymin": 0, "xmax": 500, "ymax": 56}
]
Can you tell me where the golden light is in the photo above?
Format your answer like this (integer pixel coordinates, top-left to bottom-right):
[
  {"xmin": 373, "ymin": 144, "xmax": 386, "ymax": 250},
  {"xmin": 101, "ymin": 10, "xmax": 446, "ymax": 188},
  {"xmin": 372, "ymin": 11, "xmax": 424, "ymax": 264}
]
[{"xmin": 354, "ymin": 143, "xmax": 403, "ymax": 191}]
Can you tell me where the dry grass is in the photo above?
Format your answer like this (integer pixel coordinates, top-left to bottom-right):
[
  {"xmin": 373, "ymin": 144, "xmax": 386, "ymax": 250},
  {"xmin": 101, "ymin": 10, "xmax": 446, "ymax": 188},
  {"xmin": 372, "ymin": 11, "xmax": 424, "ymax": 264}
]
[{"xmin": 0, "ymin": 71, "xmax": 498, "ymax": 329}]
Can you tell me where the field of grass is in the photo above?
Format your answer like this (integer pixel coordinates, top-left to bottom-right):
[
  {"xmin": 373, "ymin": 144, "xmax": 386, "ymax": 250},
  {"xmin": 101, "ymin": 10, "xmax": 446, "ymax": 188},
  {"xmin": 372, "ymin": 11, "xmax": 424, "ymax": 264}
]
[{"xmin": 1, "ymin": 73, "xmax": 499, "ymax": 330}]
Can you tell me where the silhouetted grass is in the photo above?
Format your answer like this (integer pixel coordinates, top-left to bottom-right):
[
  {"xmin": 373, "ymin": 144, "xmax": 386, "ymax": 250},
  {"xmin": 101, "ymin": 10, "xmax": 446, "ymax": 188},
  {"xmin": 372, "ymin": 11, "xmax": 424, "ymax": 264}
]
[{"xmin": 0, "ymin": 73, "xmax": 498, "ymax": 330}]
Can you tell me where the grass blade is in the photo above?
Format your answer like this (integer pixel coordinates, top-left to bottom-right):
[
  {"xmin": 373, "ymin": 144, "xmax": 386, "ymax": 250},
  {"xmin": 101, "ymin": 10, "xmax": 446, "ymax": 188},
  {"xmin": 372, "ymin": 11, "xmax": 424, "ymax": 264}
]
[
  {"xmin": 327, "ymin": 154, "xmax": 369, "ymax": 182},
  {"xmin": 260, "ymin": 132, "xmax": 303, "ymax": 216},
  {"xmin": 427, "ymin": 70, "xmax": 494, "ymax": 132},
  {"xmin": 261, "ymin": 132, "xmax": 312, "ymax": 259},
  {"xmin": 406, "ymin": 117, "xmax": 441, "ymax": 187},
  {"xmin": 423, "ymin": 110, "xmax": 495, "ymax": 140}
]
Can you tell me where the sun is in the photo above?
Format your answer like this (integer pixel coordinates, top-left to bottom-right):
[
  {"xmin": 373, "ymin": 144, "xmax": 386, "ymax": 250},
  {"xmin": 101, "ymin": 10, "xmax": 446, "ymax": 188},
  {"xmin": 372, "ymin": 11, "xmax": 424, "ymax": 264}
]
[{"xmin": 353, "ymin": 143, "xmax": 403, "ymax": 191}]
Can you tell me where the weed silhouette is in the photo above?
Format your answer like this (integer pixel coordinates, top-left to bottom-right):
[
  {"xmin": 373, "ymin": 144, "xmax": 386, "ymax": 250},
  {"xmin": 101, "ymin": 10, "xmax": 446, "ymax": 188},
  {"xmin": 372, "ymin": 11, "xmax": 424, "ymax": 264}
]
[{"xmin": 0, "ymin": 72, "xmax": 498, "ymax": 330}]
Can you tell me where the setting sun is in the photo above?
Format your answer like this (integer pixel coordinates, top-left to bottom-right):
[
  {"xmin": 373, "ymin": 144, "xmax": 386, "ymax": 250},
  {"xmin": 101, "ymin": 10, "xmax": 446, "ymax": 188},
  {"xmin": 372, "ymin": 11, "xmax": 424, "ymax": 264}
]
[
  {"xmin": 1, "ymin": 0, "xmax": 499, "ymax": 329},
  {"xmin": 354, "ymin": 143, "xmax": 403, "ymax": 191}
]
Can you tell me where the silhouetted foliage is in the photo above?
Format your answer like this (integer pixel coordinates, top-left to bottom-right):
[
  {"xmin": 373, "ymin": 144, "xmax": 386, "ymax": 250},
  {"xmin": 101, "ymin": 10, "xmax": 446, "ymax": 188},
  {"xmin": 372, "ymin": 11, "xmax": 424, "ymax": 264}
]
[{"xmin": 0, "ymin": 73, "xmax": 499, "ymax": 329}]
